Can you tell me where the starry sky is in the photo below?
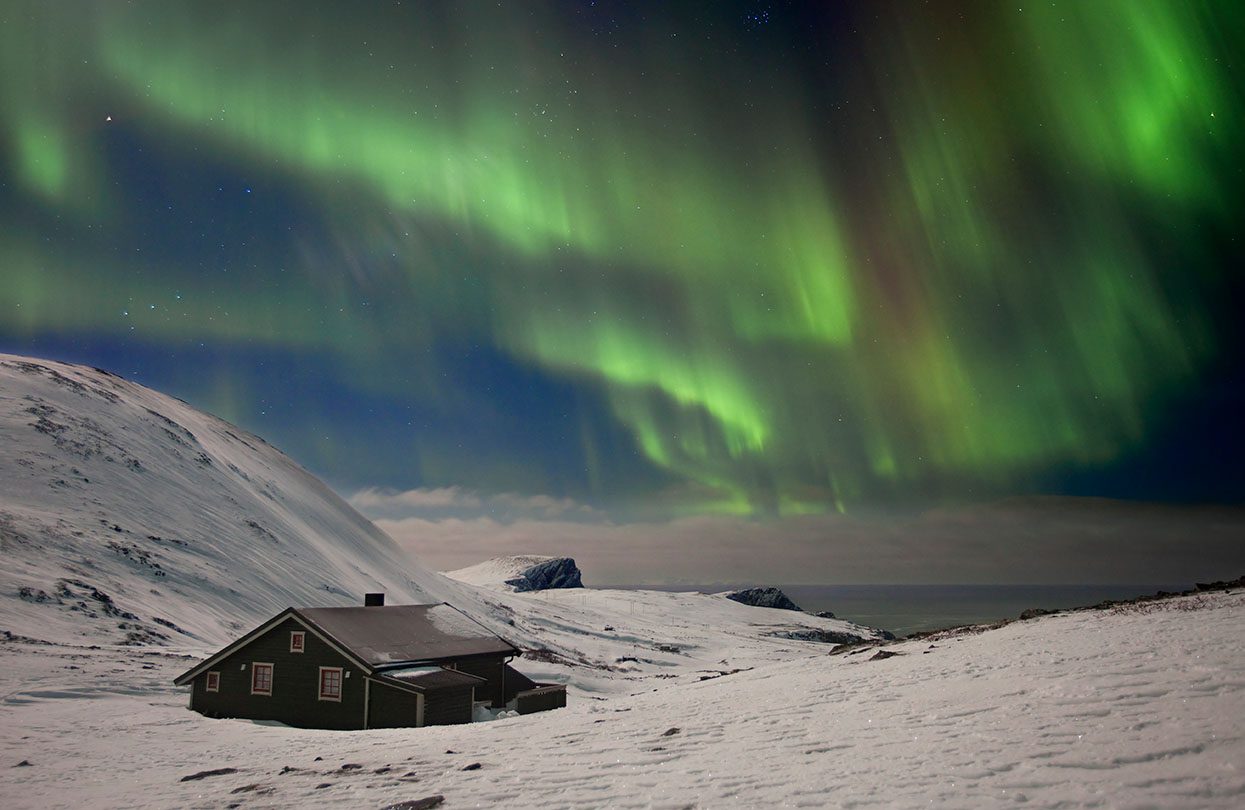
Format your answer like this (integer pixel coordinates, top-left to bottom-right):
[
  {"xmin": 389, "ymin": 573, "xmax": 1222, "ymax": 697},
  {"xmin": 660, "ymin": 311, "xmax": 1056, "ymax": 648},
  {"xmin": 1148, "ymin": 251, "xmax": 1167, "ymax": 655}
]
[{"xmin": 3, "ymin": 1, "xmax": 1243, "ymax": 582}]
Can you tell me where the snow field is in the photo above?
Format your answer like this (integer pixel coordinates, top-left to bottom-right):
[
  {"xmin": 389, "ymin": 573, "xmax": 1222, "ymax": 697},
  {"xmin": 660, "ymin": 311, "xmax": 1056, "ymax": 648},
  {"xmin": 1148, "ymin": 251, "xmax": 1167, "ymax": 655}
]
[{"xmin": 2, "ymin": 591, "xmax": 1242, "ymax": 809}]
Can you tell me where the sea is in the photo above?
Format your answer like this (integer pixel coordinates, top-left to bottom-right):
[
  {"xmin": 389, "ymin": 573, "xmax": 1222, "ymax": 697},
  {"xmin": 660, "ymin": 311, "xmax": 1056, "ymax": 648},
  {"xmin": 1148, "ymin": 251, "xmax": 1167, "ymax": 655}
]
[{"xmin": 610, "ymin": 583, "xmax": 1188, "ymax": 637}]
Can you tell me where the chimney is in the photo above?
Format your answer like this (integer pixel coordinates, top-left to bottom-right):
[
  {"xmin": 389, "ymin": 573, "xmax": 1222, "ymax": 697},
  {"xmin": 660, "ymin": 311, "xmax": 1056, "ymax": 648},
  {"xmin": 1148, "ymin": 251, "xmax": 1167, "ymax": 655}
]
[{"xmin": 364, "ymin": 593, "xmax": 385, "ymax": 607}]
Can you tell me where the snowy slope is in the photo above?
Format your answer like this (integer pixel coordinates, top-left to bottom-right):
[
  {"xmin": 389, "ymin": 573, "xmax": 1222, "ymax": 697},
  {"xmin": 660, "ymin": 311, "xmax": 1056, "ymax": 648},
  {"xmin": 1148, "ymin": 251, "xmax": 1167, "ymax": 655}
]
[
  {"xmin": 0, "ymin": 354, "xmax": 883, "ymax": 697},
  {"xmin": 474, "ymin": 584, "xmax": 884, "ymax": 695},
  {"xmin": 2, "ymin": 589, "xmax": 1241, "ymax": 808},
  {"xmin": 0, "ymin": 355, "xmax": 459, "ymax": 646}
]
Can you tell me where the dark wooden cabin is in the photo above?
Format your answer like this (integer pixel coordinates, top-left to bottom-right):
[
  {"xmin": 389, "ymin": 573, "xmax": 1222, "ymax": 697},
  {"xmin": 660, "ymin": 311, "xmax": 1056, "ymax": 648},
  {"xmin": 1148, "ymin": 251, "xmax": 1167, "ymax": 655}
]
[{"xmin": 173, "ymin": 595, "xmax": 565, "ymax": 729}]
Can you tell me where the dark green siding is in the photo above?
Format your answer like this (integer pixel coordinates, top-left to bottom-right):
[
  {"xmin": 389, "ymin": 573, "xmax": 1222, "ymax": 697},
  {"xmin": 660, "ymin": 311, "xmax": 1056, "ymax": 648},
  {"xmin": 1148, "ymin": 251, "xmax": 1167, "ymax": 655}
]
[
  {"xmin": 367, "ymin": 681, "xmax": 422, "ymax": 729},
  {"xmin": 188, "ymin": 617, "xmax": 364, "ymax": 730},
  {"xmin": 452, "ymin": 656, "xmax": 506, "ymax": 707},
  {"xmin": 423, "ymin": 685, "xmax": 474, "ymax": 726}
]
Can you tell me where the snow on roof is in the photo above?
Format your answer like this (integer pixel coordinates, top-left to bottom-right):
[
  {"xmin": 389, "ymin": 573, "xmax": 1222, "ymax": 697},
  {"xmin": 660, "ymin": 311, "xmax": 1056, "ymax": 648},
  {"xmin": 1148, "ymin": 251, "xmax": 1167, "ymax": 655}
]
[
  {"xmin": 296, "ymin": 603, "xmax": 517, "ymax": 666},
  {"xmin": 382, "ymin": 665, "xmax": 486, "ymax": 691}
]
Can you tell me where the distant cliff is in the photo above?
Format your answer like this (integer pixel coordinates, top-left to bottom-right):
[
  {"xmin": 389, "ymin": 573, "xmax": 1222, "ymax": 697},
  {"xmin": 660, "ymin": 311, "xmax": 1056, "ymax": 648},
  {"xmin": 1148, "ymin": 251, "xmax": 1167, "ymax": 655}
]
[
  {"xmin": 446, "ymin": 555, "xmax": 584, "ymax": 592},
  {"xmin": 723, "ymin": 587, "xmax": 802, "ymax": 612}
]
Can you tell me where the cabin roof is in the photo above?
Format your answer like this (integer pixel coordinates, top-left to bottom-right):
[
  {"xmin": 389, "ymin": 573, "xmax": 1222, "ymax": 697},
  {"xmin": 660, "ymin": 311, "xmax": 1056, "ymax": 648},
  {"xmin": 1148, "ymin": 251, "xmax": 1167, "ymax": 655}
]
[
  {"xmin": 297, "ymin": 603, "xmax": 518, "ymax": 665},
  {"xmin": 381, "ymin": 665, "xmax": 486, "ymax": 691},
  {"xmin": 173, "ymin": 602, "xmax": 518, "ymax": 686}
]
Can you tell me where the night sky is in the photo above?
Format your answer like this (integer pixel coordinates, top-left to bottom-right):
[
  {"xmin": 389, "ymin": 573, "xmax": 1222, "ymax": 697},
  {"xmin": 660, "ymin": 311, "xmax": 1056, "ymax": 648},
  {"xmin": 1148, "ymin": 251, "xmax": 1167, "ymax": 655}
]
[{"xmin": 3, "ymin": 1, "xmax": 1243, "ymax": 582}]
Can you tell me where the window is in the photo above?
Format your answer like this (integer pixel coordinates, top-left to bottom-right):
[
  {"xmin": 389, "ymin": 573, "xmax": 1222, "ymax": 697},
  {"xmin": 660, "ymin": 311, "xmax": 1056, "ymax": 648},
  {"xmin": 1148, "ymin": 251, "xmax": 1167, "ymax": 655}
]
[
  {"xmin": 290, "ymin": 631, "xmax": 305, "ymax": 653},
  {"xmin": 205, "ymin": 671, "xmax": 220, "ymax": 692},
  {"xmin": 251, "ymin": 663, "xmax": 273, "ymax": 696},
  {"xmin": 319, "ymin": 667, "xmax": 343, "ymax": 702}
]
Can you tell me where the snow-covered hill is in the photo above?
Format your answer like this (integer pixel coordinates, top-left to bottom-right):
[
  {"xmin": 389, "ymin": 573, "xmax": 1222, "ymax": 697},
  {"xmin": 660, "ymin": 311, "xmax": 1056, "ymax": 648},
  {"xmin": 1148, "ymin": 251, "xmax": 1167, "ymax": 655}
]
[
  {"xmin": 2, "ymin": 589, "xmax": 1241, "ymax": 808},
  {"xmin": 0, "ymin": 355, "xmax": 458, "ymax": 646},
  {"xmin": 0, "ymin": 354, "xmax": 883, "ymax": 698}
]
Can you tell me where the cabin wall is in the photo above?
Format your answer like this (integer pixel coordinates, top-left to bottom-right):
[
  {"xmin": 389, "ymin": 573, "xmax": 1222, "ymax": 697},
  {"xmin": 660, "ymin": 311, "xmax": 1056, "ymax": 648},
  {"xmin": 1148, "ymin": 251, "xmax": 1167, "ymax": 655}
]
[
  {"xmin": 422, "ymin": 685, "xmax": 475, "ymax": 726},
  {"xmin": 516, "ymin": 685, "xmax": 568, "ymax": 715},
  {"xmin": 367, "ymin": 681, "xmax": 423, "ymax": 729},
  {"xmin": 189, "ymin": 617, "xmax": 363, "ymax": 729},
  {"xmin": 450, "ymin": 655, "xmax": 507, "ymax": 707},
  {"xmin": 502, "ymin": 663, "xmax": 538, "ymax": 703}
]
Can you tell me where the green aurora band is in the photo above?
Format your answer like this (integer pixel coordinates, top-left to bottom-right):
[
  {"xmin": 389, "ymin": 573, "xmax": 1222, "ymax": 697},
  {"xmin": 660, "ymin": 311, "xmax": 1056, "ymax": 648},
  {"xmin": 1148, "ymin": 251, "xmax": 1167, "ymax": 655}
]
[{"xmin": 1, "ymin": 1, "xmax": 1241, "ymax": 514}]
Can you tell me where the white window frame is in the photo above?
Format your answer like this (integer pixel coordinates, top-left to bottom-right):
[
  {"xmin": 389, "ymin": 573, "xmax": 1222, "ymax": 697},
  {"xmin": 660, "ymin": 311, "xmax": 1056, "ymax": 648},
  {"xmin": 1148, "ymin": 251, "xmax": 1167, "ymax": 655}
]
[
  {"xmin": 289, "ymin": 630, "xmax": 306, "ymax": 653},
  {"xmin": 318, "ymin": 666, "xmax": 343, "ymax": 702},
  {"xmin": 205, "ymin": 671, "xmax": 220, "ymax": 693},
  {"xmin": 251, "ymin": 662, "xmax": 274, "ymax": 696}
]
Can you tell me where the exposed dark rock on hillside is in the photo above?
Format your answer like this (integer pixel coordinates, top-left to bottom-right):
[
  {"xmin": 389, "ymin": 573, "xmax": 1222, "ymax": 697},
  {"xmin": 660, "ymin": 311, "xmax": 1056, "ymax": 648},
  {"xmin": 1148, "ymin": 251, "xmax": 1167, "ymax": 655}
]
[
  {"xmin": 724, "ymin": 587, "xmax": 802, "ymax": 611},
  {"xmin": 1195, "ymin": 576, "xmax": 1245, "ymax": 592},
  {"xmin": 1019, "ymin": 607, "xmax": 1056, "ymax": 621},
  {"xmin": 769, "ymin": 628, "xmax": 867, "ymax": 645},
  {"xmin": 506, "ymin": 557, "xmax": 583, "ymax": 592}
]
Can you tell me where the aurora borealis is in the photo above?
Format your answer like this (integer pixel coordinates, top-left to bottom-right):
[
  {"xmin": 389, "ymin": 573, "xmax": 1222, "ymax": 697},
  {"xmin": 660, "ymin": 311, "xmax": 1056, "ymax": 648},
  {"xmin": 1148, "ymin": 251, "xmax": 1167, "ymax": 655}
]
[{"xmin": 2, "ymin": 1, "xmax": 1243, "ymax": 579}]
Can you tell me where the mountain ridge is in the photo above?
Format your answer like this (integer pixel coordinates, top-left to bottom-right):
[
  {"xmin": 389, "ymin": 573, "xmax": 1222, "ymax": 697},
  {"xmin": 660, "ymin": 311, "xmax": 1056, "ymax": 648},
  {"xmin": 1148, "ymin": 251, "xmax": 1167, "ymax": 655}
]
[{"xmin": 0, "ymin": 354, "xmax": 456, "ymax": 646}]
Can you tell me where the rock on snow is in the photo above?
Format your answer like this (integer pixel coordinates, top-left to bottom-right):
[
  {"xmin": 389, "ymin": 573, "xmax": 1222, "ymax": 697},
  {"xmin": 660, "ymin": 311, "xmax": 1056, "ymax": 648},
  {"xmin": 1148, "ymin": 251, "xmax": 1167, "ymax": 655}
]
[{"xmin": 723, "ymin": 586, "xmax": 803, "ymax": 611}]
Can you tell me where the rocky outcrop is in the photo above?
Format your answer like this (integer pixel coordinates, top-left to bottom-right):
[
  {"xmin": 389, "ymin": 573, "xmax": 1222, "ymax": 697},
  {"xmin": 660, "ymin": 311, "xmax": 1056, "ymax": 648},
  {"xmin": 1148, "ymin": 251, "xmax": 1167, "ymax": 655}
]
[
  {"xmin": 1019, "ymin": 607, "xmax": 1057, "ymax": 621},
  {"xmin": 724, "ymin": 587, "xmax": 802, "ymax": 612},
  {"xmin": 1194, "ymin": 576, "xmax": 1245, "ymax": 592},
  {"xmin": 768, "ymin": 628, "xmax": 867, "ymax": 645},
  {"xmin": 446, "ymin": 555, "xmax": 584, "ymax": 591},
  {"xmin": 505, "ymin": 557, "xmax": 583, "ymax": 592}
]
